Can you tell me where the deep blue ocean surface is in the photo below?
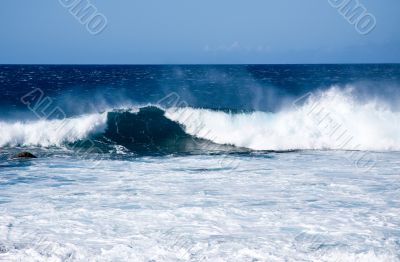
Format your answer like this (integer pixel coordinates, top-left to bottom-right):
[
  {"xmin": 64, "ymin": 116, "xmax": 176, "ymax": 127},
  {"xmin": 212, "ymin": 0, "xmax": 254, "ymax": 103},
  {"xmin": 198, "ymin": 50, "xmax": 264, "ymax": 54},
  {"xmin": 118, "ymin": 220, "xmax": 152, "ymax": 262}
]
[
  {"xmin": 0, "ymin": 65, "xmax": 400, "ymax": 261},
  {"xmin": 1, "ymin": 64, "xmax": 400, "ymax": 115}
]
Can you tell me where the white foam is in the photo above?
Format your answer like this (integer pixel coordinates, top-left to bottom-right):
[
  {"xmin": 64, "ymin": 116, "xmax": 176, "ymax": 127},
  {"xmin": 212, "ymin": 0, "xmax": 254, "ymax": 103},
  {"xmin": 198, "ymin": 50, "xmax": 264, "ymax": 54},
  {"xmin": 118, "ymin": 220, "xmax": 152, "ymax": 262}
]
[
  {"xmin": 1, "ymin": 153, "xmax": 399, "ymax": 261},
  {"xmin": 165, "ymin": 87, "xmax": 400, "ymax": 151},
  {"xmin": 0, "ymin": 113, "xmax": 107, "ymax": 147}
]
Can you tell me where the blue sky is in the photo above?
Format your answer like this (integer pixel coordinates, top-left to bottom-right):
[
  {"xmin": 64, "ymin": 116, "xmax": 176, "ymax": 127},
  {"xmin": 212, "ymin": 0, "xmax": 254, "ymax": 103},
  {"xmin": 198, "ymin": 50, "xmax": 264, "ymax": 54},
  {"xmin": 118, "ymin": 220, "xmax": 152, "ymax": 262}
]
[{"xmin": 0, "ymin": 0, "xmax": 399, "ymax": 64}]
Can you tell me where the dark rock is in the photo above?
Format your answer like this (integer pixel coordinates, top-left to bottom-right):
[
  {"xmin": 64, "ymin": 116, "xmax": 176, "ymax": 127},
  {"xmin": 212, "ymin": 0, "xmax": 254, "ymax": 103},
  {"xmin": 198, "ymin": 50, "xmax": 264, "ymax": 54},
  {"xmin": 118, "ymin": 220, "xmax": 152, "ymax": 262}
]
[
  {"xmin": 0, "ymin": 244, "xmax": 8, "ymax": 253},
  {"xmin": 14, "ymin": 152, "xmax": 37, "ymax": 158}
]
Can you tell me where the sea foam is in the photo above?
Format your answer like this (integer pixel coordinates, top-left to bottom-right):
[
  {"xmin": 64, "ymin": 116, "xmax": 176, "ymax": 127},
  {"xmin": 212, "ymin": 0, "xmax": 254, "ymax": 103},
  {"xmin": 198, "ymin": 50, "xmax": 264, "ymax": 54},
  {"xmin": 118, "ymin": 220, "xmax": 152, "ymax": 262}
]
[{"xmin": 0, "ymin": 113, "xmax": 107, "ymax": 147}]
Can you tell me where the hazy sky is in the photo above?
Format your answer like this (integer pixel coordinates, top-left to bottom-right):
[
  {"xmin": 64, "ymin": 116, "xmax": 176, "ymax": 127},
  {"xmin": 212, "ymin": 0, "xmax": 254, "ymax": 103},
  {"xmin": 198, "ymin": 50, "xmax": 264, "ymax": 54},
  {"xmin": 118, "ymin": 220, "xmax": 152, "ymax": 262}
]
[{"xmin": 0, "ymin": 0, "xmax": 399, "ymax": 64}]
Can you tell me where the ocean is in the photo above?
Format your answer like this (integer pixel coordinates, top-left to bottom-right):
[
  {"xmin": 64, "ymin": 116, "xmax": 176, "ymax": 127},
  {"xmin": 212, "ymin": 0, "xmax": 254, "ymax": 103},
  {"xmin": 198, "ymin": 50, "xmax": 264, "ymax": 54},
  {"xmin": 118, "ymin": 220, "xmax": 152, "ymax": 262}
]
[{"xmin": 0, "ymin": 64, "xmax": 399, "ymax": 261}]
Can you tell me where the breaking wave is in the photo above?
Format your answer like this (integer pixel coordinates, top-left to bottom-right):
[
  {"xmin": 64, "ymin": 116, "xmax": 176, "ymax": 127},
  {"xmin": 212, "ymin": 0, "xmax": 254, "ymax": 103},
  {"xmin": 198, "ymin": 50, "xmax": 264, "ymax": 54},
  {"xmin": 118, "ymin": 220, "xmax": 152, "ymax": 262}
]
[
  {"xmin": 1, "ymin": 88, "xmax": 399, "ymax": 153},
  {"xmin": 166, "ymin": 88, "xmax": 400, "ymax": 151}
]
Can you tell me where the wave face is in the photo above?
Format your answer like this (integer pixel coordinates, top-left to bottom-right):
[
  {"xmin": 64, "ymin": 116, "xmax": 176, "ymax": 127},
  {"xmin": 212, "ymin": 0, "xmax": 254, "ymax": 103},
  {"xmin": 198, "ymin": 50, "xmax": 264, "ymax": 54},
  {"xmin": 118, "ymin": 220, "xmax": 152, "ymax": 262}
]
[
  {"xmin": 102, "ymin": 107, "xmax": 233, "ymax": 154},
  {"xmin": 1, "ymin": 88, "xmax": 400, "ymax": 153}
]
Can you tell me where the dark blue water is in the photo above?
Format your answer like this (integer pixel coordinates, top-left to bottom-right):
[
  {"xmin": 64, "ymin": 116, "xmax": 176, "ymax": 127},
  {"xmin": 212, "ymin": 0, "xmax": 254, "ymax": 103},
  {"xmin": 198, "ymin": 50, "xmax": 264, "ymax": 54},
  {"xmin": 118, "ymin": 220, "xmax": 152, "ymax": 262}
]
[{"xmin": 1, "ymin": 64, "xmax": 399, "ymax": 117}]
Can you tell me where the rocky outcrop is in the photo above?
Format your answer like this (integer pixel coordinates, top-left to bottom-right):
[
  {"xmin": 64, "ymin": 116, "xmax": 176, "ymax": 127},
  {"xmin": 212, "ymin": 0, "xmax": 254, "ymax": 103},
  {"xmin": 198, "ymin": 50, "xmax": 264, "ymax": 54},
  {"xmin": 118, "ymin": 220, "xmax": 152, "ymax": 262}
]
[{"xmin": 14, "ymin": 152, "xmax": 37, "ymax": 158}]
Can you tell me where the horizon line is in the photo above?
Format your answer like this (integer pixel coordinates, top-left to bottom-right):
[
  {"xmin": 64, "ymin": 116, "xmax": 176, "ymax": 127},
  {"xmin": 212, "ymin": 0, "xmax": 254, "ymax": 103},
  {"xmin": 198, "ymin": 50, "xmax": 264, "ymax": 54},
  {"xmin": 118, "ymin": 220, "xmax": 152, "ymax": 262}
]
[{"xmin": 1, "ymin": 62, "xmax": 399, "ymax": 66}]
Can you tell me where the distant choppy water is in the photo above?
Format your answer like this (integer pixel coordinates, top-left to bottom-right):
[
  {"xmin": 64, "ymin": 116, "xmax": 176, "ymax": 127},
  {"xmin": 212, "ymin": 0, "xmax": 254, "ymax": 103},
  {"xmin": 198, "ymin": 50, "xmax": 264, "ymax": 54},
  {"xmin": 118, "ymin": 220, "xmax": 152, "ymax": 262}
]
[{"xmin": 0, "ymin": 65, "xmax": 400, "ymax": 261}]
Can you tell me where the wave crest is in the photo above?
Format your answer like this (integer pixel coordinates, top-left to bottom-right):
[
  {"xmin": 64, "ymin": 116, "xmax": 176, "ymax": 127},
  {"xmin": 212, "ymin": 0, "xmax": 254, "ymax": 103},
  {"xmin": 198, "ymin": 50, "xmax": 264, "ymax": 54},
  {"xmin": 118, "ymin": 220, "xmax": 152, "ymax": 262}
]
[{"xmin": 165, "ymin": 88, "xmax": 400, "ymax": 151}]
